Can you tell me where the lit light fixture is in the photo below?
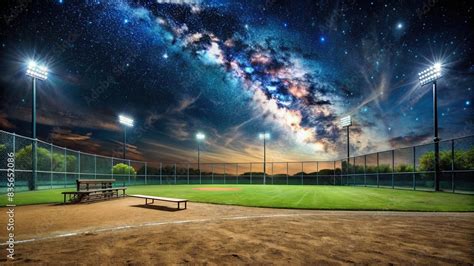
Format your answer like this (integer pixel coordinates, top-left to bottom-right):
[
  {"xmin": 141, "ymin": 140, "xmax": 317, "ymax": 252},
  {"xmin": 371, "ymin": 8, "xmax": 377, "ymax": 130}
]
[
  {"xmin": 26, "ymin": 60, "xmax": 49, "ymax": 80},
  {"xmin": 259, "ymin": 132, "xmax": 270, "ymax": 139},
  {"xmin": 196, "ymin": 132, "xmax": 206, "ymax": 140},
  {"xmin": 339, "ymin": 115, "xmax": 352, "ymax": 128},
  {"xmin": 418, "ymin": 63, "xmax": 442, "ymax": 86},
  {"xmin": 119, "ymin": 114, "xmax": 134, "ymax": 127}
]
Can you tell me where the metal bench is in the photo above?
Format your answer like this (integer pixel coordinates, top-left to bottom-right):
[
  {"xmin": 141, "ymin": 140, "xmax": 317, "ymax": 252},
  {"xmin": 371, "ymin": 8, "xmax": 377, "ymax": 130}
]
[{"xmin": 129, "ymin": 194, "xmax": 188, "ymax": 210}]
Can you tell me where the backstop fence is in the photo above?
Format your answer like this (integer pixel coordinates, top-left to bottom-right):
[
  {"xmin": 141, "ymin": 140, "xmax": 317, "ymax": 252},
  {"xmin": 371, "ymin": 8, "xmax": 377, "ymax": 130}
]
[{"xmin": 0, "ymin": 130, "xmax": 473, "ymax": 193}]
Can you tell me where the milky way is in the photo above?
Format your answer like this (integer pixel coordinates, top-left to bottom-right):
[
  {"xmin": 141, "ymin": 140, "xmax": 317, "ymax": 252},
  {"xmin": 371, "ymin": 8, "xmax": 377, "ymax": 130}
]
[{"xmin": 131, "ymin": 2, "xmax": 345, "ymax": 152}]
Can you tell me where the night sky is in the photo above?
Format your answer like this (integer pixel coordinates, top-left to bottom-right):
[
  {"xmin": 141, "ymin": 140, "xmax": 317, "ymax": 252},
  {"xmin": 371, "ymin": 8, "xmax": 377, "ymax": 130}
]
[{"xmin": 0, "ymin": 0, "xmax": 473, "ymax": 163}]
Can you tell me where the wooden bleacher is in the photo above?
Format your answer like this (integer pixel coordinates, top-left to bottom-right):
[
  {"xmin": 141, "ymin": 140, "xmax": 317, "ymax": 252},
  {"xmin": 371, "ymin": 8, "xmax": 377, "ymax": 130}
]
[{"xmin": 62, "ymin": 179, "xmax": 127, "ymax": 203}]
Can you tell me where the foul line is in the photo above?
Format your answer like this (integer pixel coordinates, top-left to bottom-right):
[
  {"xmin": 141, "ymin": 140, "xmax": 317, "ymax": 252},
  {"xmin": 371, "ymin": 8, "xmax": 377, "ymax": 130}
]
[{"xmin": 0, "ymin": 213, "xmax": 317, "ymax": 246}]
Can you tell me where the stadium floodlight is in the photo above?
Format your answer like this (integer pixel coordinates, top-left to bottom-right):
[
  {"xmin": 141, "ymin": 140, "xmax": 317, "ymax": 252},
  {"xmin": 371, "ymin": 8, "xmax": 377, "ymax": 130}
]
[
  {"xmin": 259, "ymin": 132, "xmax": 270, "ymax": 140},
  {"xmin": 118, "ymin": 115, "xmax": 134, "ymax": 159},
  {"xmin": 119, "ymin": 115, "xmax": 134, "ymax": 127},
  {"xmin": 25, "ymin": 60, "xmax": 49, "ymax": 191},
  {"xmin": 259, "ymin": 132, "xmax": 270, "ymax": 184},
  {"xmin": 196, "ymin": 132, "xmax": 205, "ymax": 141},
  {"xmin": 196, "ymin": 132, "xmax": 206, "ymax": 174},
  {"xmin": 26, "ymin": 60, "xmax": 49, "ymax": 80},
  {"xmin": 418, "ymin": 63, "xmax": 442, "ymax": 86},
  {"xmin": 417, "ymin": 63, "xmax": 443, "ymax": 191},
  {"xmin": 339, "ymin": 115, "xmax": 352, "ymax": 127},
  {"xmin": 340, "ymin": 115, "xmax": 352, "ymax": 174}
]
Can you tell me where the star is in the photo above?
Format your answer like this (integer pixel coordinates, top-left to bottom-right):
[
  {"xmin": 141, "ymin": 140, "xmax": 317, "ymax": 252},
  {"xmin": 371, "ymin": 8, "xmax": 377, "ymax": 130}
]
[{"xmin": 396, "ymin": 23, "xmax": 403, "ymax": 29}]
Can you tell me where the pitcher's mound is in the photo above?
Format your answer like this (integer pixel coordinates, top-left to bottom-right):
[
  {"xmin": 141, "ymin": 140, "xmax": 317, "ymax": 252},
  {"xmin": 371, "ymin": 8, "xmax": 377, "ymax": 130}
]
[{"xmin": 192, "ymin": 187, "xmax": 241, "ymax": 191}]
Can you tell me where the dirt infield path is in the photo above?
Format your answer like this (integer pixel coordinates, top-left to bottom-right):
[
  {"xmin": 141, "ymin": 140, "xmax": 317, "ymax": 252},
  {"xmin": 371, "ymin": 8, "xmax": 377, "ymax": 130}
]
[{"xmin": 1, "ymin": 198, "xmax": 473, "ymax": 264}]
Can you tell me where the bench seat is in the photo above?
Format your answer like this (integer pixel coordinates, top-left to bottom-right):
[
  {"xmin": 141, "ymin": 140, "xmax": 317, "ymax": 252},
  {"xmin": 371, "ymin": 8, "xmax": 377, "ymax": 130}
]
[{"xmin": 129, "ymin": 194, "xmax": 188, "ymax": 209}]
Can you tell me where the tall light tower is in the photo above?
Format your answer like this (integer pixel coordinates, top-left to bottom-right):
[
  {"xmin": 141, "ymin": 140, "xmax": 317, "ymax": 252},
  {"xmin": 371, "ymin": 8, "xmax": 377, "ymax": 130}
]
[
  {"xmin": 340, "ymin": 115, "xmax": 352, "ymax": 175},
  {"xmin": 26, "ymin": 60, "xmax": 49, "ymax": 190},
  {"xmin": 259, "ymin": 132, "xmax": 270, "ymax": 185},
  {"xmin": 196, "ymin": 132, "xmax": 205, "ymax": 172},
  {"xmin": 118, "ymin": 115, "xmax": 134, "ymax": 159},
  {"xmin": 418, "ymin": 63, "xmax": 442, "ymax": 191}
]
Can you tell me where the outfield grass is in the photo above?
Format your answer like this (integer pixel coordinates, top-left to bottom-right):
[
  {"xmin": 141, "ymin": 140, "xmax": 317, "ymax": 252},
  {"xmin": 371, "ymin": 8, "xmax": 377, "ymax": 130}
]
[{"xmin": 1, "ymin": 185, "xmax": 473, "ymax": 211}]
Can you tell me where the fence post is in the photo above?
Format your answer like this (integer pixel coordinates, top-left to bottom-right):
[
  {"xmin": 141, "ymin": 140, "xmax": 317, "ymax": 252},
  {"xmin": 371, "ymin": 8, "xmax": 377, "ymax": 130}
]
[
  {"xmin": 199, "ymin": 163, "xmax": 202, "ymax": 185},
  {"xmin": 353, "ymin": 158, "xmax": 356, "ymax": 185},
  {"xmin": 345, "ymin": 159, "xmax": 348, "ymax": 185},
  {"xmin": 212, "ymin": 164, "xmax": 214, "ymax": 184},
  {"xmin": 187, "ymin": 164, "xmax": 190, "ymax": 184},
  {"xmin": 224, "ymin": 163, "xmax": 226, "ymax": 184},
  {"xmin": 94, "ymin": 155, "xmax": 97, "ymax": 179},
  {"xmin": 451, "ymin": 139, "xmax": 455, "ymax": 193},
  {"xmin": 33, "ymin": 138, "xmax": 37, "ymax": 190},
  {"xmin": 174, "ymin": 164, "xmax": 176, "ymax": 184},
  {"xmin": 128, "ymin": 160, "xmax": 131, "ymax": 185},
  {"xmin": 317, "ymin": 162, "xmax": 320, "ymax": 185},
  {"xmin": 286, "ymin": 162, "xmax": 289, "ymax": 185},
  {"xmin": 301, "ymin": 162, "xmax": 304, "ymax": 185},
  {"xmin": 144, "ymin": 162, "xmax": 147, "ymax": 185},
  {"xmin": 50, "ymin": 144, "xmax": 53, "ymax": 189},
  {"xmin": 236, "ymin": 164, "xmax": 239, "ymax": 184},
  {"xmin": 160, "ymin": 162, "xmax": 162, "ymax": 185},
  {"xmin": 111, "ymin": 158, "xmax": 114, "ymax": 180},
  {"xmin": 376, "ymin": 153, "xmax": 380, "ymax": 188},
  {"xmin": 392, "ymin": 150, "xmax": 395, "ymax": 189},
  {"xmin": 78, "ymin": 151, "xmax": 81, "ymax": 181},
  {"xmin": 364, "ymin": 155, "xmax": 367, "ymax": 187},
  {"xmin": 271, "ymin": 162, "xmax": 274, "ymax": 185},
  {"xmin": 64, "ymin": 147, "xmax": 67, "ymax": 188},
  {"xmin": 249, "ymin": 163, "xmax": 252, "ymax": 184},
  {"xmin": 413, "ymin": 146, "xmax": 416, "ymax": 190}
]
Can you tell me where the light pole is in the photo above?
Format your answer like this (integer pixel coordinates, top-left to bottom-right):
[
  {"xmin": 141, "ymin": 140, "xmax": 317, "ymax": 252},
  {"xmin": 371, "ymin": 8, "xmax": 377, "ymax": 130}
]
[
  {"xmin": 118, "ymin": 115, "xmax": 134, "ymax": 159},
  {"xmin": 259, "ymin": 132, "xmax": 270, "ymax": 184},
  {"xmin": 196, "ymin": 132, "xmax": 205, "ymax": 173},
  {"xmin": 418, "ymin": 63, "xmax": 442, "ymax": 191},
  {"xmin": 340, "ymin": 115, "xmax": 352, "ymax": 176},
  {"xmin": 26, "ymin": 61, "xmax": 49, "ymax": 190}
]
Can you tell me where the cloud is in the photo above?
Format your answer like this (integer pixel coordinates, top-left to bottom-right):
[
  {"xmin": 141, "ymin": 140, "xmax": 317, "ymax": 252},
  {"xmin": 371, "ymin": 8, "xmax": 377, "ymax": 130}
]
[
  {"xmin": 3, "ymin": 106, "xmax": 121, "ymax": 132},
  {"xmin": 49, "ymin": 128, "xmax": 92, "ymax": 142},
  {"xmin": 0, "ymin": 113, "xmax": 15, "ymax": 129},
  {"xmin": 388, "ymin": 133, "xmax": 432, "ymax": 148}
]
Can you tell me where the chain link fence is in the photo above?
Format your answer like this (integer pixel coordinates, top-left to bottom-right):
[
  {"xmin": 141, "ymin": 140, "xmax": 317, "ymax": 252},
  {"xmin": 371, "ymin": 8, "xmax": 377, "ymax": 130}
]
[{"xmin": 0, "ymin": 130, "xmax": 472, "ymax": 193}]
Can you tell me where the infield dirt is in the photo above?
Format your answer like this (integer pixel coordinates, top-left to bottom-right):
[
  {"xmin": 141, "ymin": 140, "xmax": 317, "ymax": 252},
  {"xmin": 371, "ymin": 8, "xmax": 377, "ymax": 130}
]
[{"xmin": 1, "ymin": 197, "xmax": 473, "ymax": 264}]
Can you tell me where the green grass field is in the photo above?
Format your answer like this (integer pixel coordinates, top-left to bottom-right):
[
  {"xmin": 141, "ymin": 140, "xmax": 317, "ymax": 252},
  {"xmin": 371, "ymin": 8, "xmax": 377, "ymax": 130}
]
[{"xmin": 2, "ymin": 185, "xmax": 474, "ymax": 211}]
